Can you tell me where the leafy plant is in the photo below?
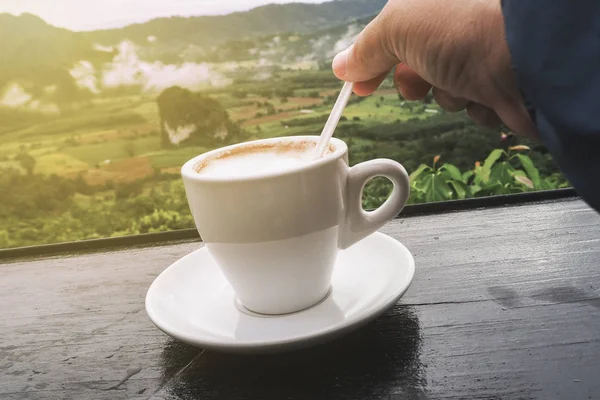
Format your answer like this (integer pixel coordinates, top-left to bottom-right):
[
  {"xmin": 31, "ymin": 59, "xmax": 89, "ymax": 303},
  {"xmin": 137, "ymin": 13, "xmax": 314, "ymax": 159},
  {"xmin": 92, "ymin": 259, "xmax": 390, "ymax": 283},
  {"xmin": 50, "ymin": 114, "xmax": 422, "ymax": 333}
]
[{"xmin": 408, "ymin": 146, "xmax": 560, "ymax": 203}]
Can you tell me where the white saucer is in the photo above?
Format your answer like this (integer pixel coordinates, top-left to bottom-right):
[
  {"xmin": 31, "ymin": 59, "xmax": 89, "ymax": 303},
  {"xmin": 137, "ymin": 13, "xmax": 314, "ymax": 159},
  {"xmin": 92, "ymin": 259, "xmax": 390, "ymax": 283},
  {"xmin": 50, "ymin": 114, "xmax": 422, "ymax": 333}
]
[{"xmin": 145, "ymin": 232, "xmax": 415, "ymax": 353}]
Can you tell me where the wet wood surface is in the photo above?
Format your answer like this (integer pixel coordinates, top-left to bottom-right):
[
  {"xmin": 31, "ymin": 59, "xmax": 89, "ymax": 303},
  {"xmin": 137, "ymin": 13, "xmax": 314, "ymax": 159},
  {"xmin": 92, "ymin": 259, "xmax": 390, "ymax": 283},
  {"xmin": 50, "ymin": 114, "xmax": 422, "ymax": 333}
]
[{"xmin": 1, "ymin": 198, "xmax": 599, "ymax": 400}]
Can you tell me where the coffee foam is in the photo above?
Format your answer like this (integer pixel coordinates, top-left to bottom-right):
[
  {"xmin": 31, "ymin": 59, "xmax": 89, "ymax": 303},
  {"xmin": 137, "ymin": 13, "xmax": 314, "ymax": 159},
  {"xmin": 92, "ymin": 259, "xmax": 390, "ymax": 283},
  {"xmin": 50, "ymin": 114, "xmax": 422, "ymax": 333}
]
[{"xmin": 195, "ymin": 140, "xmax": 334, "ymax": 178}]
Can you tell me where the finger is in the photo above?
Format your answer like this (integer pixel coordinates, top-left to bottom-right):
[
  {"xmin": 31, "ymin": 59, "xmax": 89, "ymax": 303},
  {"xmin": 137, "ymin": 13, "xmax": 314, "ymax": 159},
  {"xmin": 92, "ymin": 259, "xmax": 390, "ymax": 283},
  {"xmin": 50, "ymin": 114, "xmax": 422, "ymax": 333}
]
[
  {"xmin": 352, "ymin": 71, "xmax": 391, "ymax": 96},
  {"xmin": 432, "ymin": 87, "xmax": 470, "ymax": 112},
  {"xmin": 332, "ymin": 12, "xmax": 399, "ymax": 82},
  {"xmin": 466, "ymin": 103, "xmax": 503, "ymax": 127},
  {"xmin": 394, "ymin": 63, "xmax": 432, "ymax": 100},
  {"xmin": 494, "ymin": 104, "xmax": 541, "ymax": 141}
]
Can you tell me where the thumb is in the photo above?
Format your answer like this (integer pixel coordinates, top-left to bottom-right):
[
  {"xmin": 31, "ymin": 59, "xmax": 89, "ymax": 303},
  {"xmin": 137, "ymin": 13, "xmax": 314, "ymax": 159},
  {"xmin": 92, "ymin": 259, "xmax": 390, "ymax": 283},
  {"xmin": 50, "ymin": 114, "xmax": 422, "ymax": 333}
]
[{"xmin": 332, "ymin": 14, "xmax": 400, "ymax": 83}]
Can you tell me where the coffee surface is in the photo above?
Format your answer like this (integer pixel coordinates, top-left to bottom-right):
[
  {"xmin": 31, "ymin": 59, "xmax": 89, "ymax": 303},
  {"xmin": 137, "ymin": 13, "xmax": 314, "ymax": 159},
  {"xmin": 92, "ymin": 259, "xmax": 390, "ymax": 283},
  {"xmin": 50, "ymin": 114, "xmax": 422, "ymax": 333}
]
[{"xmin": 196, "ymin": 148, "xmax": 312, "ymax": 178}]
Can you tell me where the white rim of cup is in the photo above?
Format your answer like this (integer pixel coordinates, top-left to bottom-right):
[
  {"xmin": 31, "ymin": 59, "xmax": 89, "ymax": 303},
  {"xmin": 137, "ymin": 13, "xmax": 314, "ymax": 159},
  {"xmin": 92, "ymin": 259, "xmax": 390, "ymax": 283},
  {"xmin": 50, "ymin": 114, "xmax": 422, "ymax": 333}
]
[{"xmin": 180, "ymin": 135, "xmax": 348, "ymax": 183}]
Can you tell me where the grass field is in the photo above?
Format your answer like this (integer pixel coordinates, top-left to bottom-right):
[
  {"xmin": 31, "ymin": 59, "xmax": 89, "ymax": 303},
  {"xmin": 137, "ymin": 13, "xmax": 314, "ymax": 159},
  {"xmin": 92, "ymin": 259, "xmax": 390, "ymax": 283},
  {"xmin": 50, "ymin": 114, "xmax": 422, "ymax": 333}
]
[
  {"xmin": 0, "ymin": 84, "xmax": 440, "ymax": 187},
  {"xmin": 147, "ymin": 146, "xmax": 210, "ymax": 170},
  {"xmin": 2, "ymin": 77, "xmax": 565, "ymax": 251}
]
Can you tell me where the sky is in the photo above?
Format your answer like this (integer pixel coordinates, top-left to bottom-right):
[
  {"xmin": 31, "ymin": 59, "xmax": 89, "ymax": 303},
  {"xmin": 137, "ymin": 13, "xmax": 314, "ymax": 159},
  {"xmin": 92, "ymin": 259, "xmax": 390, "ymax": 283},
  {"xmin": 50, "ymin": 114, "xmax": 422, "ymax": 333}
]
[{"xmin": 0, "ymin": 0, "xmax": 329, "ymax": 31}]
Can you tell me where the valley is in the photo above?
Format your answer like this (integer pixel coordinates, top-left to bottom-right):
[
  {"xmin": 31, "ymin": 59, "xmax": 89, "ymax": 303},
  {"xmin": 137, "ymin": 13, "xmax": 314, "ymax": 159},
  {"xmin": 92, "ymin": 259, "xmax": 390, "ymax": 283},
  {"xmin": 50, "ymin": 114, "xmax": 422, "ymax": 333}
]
[{"xmin": 0, "ymin": 1, "xmax": 568, "ymax": 249}]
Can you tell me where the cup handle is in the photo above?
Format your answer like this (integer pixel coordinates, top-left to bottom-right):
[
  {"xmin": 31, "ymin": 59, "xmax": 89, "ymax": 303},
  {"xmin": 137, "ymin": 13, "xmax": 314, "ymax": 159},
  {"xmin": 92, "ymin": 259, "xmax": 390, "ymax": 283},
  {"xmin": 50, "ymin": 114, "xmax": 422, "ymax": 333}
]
[{"xmin": 339, "ymin": 159, "xmax": 410, "ymax": 249}]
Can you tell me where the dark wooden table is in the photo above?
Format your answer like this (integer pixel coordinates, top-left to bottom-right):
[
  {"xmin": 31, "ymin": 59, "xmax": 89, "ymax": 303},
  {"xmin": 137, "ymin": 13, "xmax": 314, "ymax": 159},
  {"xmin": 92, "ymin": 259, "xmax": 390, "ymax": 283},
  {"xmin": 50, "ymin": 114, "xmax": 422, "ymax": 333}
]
[{"xmin": 2, "ymin": 197, "xmax": 599, "ymax": 400}]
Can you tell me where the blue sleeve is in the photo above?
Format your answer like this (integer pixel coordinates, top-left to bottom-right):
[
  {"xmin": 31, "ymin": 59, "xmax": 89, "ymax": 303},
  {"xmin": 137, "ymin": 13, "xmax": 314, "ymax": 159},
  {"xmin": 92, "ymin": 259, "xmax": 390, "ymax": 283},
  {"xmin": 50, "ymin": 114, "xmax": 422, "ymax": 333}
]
[{"xmin": 501, "ymin": 0, "xmax": 600, "ymax": 213}]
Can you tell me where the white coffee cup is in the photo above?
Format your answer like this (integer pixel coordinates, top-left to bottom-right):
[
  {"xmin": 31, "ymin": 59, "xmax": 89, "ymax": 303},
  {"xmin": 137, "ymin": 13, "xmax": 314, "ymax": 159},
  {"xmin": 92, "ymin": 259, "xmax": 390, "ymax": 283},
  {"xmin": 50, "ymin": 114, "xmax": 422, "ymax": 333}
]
[{"xmin": 181, "ymin": 135, "xmax": 410, "ymax": 315}]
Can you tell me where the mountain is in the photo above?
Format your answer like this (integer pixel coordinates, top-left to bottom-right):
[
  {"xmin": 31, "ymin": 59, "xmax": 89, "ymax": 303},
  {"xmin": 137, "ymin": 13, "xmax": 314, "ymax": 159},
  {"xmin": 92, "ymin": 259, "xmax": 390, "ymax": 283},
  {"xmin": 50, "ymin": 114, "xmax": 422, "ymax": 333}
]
[
  {"xmin": 82, "ymin": 0, "xmax": 386, "ymax": 48},
  {"xmin": 200, "ymin": 14, "xmax": 375, "ymax": 65},
  {"xmin": 0, "ymin": 13, "xmax": 114, "ymax": 110},
  {"xmin": 0, "ymin": 0, "xmax": 385, "ymax": 107},
  {"xmin": 0, "ymin": 13, "xmax": 107, "ymax": 87}
]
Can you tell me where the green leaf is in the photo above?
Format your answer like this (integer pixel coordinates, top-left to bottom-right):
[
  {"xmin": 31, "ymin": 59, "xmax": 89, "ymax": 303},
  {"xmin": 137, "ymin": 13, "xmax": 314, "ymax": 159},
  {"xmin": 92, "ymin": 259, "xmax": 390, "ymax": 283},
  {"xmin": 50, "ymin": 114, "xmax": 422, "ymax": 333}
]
[
  {"xmin": 478, "ymin": 182, "xmax": 503, "ymax": 195},
  {"xmin": 437, "ymin": 170, "xmax": 453, "ymax": 183},
  {"xmin": 516, "ymin": 154, "xmax": 541, "ymax": 189},
  {"xmin": 484, "ymin": 149, "xmax": 505, "ymax": 167},
  {"xmin": 420, "ymin": 174, "xmax": 452, "ymax": 202},
  {"xmin": 440, "ymin": 163, "xmax": 463, "ymax": 181},
  {"xmin": 481, "ymin": 149, "xmax": 505, "ymax": 182},
  {"xmin": 448, "ymin": 179, "xmax": 470, "ymax": 199},
  {"xmin": 462, "ymin": 170, "xmax": 474, "ymax": 182},
  {"xmin": 490, "ymin": 162, "xmax": 515, "ymax": 184},
  {"xmin": 540, "ymin": 179, "xmax": 557, "ymax": 190},
  {"xmin": 496, "ymin": 183, "xmax": 518, "ymax": 195},
  {"xmin": 410, "ymin": 164, "xmax": 431, "ymax": 183}
]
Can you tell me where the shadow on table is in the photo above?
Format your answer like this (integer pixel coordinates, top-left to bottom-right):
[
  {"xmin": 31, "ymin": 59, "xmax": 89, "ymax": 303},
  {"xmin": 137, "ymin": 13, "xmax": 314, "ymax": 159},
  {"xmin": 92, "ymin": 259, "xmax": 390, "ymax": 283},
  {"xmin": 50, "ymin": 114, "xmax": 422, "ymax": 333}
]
[{"xmin": 159, "ymin": 305, "xmax": 426, "ymax": 400}]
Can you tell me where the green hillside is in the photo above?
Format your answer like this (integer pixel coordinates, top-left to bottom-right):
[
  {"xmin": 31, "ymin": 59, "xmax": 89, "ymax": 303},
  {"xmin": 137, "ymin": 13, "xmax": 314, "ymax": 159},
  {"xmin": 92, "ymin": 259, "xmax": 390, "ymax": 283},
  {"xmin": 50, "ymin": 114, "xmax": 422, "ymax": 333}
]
[
  {"xmin": 0, "ymin": 0, "xmax": 382, "ymax": 94},
  {"xmin": 82, "ymin": 0, "xmax": 386, "ymax": 47},
  {"xmin": 0, "ymin": 13, "xmax": 112, "ymax": 90}
]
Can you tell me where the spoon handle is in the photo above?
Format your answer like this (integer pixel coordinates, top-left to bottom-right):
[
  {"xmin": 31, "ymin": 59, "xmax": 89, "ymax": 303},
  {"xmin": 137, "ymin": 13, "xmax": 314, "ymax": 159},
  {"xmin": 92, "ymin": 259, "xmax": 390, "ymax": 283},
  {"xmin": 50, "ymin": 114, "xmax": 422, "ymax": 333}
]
[{"xmin": 313, "ymin": 81, "xmax": 354, "ymax": 159}]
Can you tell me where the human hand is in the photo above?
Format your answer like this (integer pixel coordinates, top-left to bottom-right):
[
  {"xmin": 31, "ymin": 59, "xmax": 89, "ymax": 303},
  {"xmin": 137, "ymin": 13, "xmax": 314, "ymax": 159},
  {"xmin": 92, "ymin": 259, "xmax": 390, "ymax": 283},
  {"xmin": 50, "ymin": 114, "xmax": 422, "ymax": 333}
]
[{"xmin": 332, "ymin": 0, "xmax": 539, "ymax": 140}]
